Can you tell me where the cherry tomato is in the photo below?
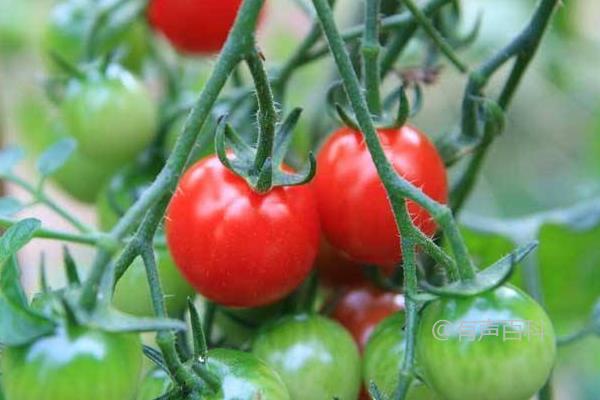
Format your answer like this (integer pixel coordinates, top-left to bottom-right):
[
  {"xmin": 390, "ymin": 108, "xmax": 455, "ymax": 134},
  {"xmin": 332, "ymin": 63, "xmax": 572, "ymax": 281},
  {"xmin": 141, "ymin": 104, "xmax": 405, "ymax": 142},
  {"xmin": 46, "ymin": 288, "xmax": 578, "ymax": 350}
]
[
  {"xmin": 202, "ymin": 348, "xmax": 290, "ymax": 399},
  {"xmin": 60, "ymin": 65, "xmax": 156, "ymax": 167},
  {"xmin": 136, "ymin": 368, "xmax": 172, "ymax": 400},
  {"xmin": 148, "ymin": 0, "xmax": 265, "ymax": 54},
  {"xmin": 417, "ymin": 285, "xmax": 556, "ymax": 400},
  {"xmin": 16, "ymin": 94, "xmax": 118, "ymax": 202},
  {"xmin": 331, "ymin": 284, "xmax": 404, "ymax": 352},
  {"xmin": 97, "ymin": 169, "xmax": 195, "ymax": 317},
  {"xmin": 363, "ymin": 313, "xmax": 438, "ymax": 399},
  {"xmin": 166, "ymin": 155, "xmax": 320, "ymax": 308},
  {"xmin": 315, "ymin": 126, "xmax": 448, "ymax": 266},
  {"xmin": 1, "ymin": 326, "xmax": 142, "ymax": 400},
  {"xmin": 316, "ymin": 238, "xmax": 367, "ymax": 287},
  {"xmin": 43, "ymin": 0, "xmax": 148, "ymax": 71},
  {"xmin": 252, "ymin": 314, "xmax": 361, "ymax": 400}
]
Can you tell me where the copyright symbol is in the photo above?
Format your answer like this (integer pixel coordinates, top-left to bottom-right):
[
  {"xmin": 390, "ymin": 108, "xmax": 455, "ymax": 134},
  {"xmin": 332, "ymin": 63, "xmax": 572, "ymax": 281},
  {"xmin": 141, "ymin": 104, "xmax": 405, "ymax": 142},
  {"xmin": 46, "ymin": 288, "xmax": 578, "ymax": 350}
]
[{"xmin": 432, "ymin": 320, "xmax": 451, "ymax": 341}]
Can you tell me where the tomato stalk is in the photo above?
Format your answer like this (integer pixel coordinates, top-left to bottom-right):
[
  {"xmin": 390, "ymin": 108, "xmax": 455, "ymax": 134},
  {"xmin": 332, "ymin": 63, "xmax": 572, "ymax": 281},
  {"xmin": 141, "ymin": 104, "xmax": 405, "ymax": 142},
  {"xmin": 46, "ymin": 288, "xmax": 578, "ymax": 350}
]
[
  {"xmin": 446, "ymin": 0, "xmax": 560, "ymax": 212},
  {"xmin": 362, "ymin": 0, "xmax": 382, "ymax": 116}
]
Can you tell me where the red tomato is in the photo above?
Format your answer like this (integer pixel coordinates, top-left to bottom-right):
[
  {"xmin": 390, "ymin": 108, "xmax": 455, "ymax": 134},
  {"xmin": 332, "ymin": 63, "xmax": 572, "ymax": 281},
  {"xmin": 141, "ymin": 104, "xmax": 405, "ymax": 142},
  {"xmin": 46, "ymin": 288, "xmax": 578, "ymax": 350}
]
[
  {"xmin": 331, "ymin": 284, "xmax": 404, "ymax": 352},
  {"xmin": 148, "ymin": 0, "xmax": 264, "ymax": 54},
  {"xmin": 165, "ymin": 155, "xmax": 320, "ymax": 307},
  {"xmin": 315, "ymin": 126, "xmax": 448, "ymax": 266},
  {"xmin": 316, "ymin": 239, "xmax": 366, "ymax": 287}
]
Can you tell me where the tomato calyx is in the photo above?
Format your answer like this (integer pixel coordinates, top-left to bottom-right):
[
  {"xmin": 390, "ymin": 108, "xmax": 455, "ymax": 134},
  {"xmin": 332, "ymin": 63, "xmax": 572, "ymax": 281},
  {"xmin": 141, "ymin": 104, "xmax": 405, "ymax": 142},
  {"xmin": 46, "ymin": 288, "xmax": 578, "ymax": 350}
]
[
  {"xmin": 420, "ymin": 240, "xmax": 538, "ymax": 298},
  {"xmin": 215, "ymin": 108, "xmax": 316, "ymax": 193},
  {"xmin": 327, "ymin": 80, "xmax": 419, "ymax": 131}
]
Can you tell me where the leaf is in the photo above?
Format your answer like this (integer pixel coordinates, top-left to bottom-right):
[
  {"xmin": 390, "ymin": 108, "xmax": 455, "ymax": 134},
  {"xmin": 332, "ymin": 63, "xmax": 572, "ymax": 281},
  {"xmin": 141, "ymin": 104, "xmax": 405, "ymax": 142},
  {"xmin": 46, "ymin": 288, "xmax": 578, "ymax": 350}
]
[
  {"xmin": 36, "ymin": 138, "xmax": 77, "ymax": 178},
  {"xmin": 0, "ymin": 218, "xmax": 41, "ymax": 266},
  {"xmin": 424, "ymin": 242, "xmax": 538, "ymax": 297},
  {"xmin": 0, "ymin": 147, "xmax": 25, "ymax": 175},
  {"xmin": 1, "ymin": 254, "xmax": 28, "ymax": 307},
  {"xmin": 0, "ymin": 197, "xmax": 23, "ymax": 217},
  {"xmin": 0, "ymin": 257, "xmax": 56, "ymax": 346}
]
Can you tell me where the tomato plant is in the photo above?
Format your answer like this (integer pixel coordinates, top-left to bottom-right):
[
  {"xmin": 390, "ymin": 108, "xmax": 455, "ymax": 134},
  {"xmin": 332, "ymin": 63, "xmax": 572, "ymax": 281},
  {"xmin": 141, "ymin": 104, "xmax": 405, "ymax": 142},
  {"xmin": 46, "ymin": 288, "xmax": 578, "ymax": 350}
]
[
  {"xmin": 252, "ymin": 314, "xmax": 361, "ymax": 400},
  {"xmin": 1, "ymin": 326, "xmax": 142, "ymax": 400},
  {"xmin": 60, "ymin": 65, "xmax": 156, "ymax": 167},
  {"xmin": 417, "ymin": 285, "xmax": 557, "ymax": 400},
  {"xmin": 166, "ymin": 155, "xmax": 320, "ymax": 308},
  {"xmin": 315, "ymin": 126, "xmax": 448, "ymax": 266},
  {"xmin": 331, "ymin": 283, "xmax": 404, "ymax": 352},
  {"xmin": 148, "ymin": 0, "xmax": 263, "ymax": 54}
]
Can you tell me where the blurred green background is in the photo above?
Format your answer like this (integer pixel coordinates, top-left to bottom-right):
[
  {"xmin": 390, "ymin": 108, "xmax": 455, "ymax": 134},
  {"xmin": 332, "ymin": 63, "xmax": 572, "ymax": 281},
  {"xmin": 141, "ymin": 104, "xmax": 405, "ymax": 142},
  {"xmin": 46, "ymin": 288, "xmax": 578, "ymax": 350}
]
[{"xmin": 1, "ymin": 0, "xmax": 599, "ymax": 399}]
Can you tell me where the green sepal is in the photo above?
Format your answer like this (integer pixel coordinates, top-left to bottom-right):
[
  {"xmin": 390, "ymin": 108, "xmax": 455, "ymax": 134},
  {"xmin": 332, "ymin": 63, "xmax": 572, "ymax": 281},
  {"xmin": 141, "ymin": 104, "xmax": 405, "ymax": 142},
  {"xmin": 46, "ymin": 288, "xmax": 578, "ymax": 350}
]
[
  {"xmin": 62, "ymin": 246, "xmax": 81, "ymax": 285},
  {"xmin": 423, "ymin": 241, "xmax": 538, "ymax": 297}
]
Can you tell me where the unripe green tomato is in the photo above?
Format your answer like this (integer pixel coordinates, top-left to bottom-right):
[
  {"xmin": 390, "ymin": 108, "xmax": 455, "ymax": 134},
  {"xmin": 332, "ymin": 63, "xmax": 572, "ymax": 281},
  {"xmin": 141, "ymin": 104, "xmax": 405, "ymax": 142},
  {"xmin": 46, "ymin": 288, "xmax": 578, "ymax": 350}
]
[
  {"xmin": 61, "ymin": 65, "xmax": 156, "ymax": 166},
  {"xmin": 136, "ymin": 368, "xmax": 172, "ymax": 400},
  {"xmin": 417, "ymin": 285, "xmax": 556, "ymax": 400},
  {"xmin": 16, "ymin": 95, "xmax": 118, "ymax": 202},
  {"xmin": 252, "ymin": 314, "xmax": 361, "ymax": 400},
  {"xmin": 201, "ymin": 348, "xmax": 291, "ymax": 400},
  {"xmin": 97, "ymin": 172, "xmax": 195, "ymax": 318},
  {"xmin": 42, "ymin": 0, "xmax": 148, "ymax": 71},
  {"xmin": 363, "ymin": 313, "xmax": 438, "ymax": 399},
  {"xmin": 1, "ymin": 326, "xmax": 142, "ymax": 400},
  {"xmin": 0, "ymin": 0, "xmax": 30, "ymax": 55}
]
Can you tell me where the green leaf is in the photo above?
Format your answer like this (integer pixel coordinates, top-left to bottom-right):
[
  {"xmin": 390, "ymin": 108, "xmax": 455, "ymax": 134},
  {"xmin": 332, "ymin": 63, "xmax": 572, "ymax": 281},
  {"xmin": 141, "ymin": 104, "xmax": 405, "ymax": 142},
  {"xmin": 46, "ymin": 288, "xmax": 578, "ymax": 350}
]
[
  {"xmin": 424, "ymin": 242, "xmax": 538, "ymax": 297},
  {"xmin": 36, "ymin": 138, "xmax": 77, "ymax": 178},
  {"xmin": 0, "ymin": 257, "xmax": 56, "ymax": 346},
  {"xmin": 0, "ymin": 218, "xmax": 40, "ymax": 266},
  {"xmin": 0, "ymin": 197, "xmax": 23, "ymax": 217},
  {"xmin": 1, "ymin": 254, "xmax": 28, "ymax": 307},
  {"xmin": 0, "ymin": 147, "xmax": 24, "ymax": 175}
]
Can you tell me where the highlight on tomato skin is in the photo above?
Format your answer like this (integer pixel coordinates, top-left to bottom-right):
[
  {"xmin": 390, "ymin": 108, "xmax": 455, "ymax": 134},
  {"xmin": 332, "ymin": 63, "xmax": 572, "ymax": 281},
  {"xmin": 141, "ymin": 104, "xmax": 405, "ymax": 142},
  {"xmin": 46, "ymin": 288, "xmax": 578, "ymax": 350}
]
[
  {"xmin": 165, "ymin": 155, "xmax": 320, "ymax": 308},
  {"xmin": 315, "ymin": 125, "xmax": 448, "ymax": 267},
  {"xmin": 147, "ymin": 0, "xmax": 266, "ymax": 55}
]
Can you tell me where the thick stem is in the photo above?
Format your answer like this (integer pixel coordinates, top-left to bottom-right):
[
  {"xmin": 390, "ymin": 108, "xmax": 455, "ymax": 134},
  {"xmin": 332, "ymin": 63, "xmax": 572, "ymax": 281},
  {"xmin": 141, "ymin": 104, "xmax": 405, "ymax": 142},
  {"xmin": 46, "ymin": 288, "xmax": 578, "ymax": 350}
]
[{"xmin": 362, "ymin": 0, "xmax": 382, "ymax": 115}]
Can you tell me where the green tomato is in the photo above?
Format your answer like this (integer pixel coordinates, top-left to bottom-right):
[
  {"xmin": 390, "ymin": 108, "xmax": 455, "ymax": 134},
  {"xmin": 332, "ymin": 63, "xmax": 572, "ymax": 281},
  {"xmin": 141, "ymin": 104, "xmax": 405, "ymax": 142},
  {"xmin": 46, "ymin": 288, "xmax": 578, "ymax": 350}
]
[
  {"xmin": 61, "ymin": 65, "xmax": 156, "ymax": 166},
  {"xmin": 42, "ymin": 0, "xmax": 148, "ymax": 71},
  {"xmin": 136, "ymin": 368, "xmax": 172, "ymax": 400},
  {"xmin": 252, "ymin": 314, "xmax": 361, "ymax": 400},
  {"xmin": 16, "ymin": 94, "xmax": 118, "ymax": 202},
  {"xmin": 363, "ymin": 313, "xmax": 439, "ymax": 399},
  {"xmin": 97, "ymin": 169, "xmax": 195, "ymax": 317},
  {"xmin": 0, "ymin": 0, "xmax": 31, "ymax": 55},
  {"xmin": 417, "ymin": 285, "xmax": 556, "ymax": 400},
  {"xmin": 201, "ymin": 348, "xmax": 290, "ymax": 400},
  {"xmin": 1, "ymin": 326, "xmax": 142, "ymax": 400}
]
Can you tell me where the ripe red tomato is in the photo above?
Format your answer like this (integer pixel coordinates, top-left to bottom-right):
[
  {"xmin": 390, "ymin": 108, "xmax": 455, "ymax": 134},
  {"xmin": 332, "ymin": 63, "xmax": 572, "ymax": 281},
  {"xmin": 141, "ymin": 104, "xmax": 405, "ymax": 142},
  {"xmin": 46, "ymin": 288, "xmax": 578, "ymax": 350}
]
[
  {"xmin": 165, "ymin": 155, "xmax": 320, "ymax": 308},
  {"xmin": 315, "ymin": 126, "xmax": 448, "ymax": 266},
  {"xmin": 316, "ymin": 239, "xmax": 366, "ymax": 287},
  {"xmin": 147, "ymin": 0, "xmax": 264, "ymax": 54},
  {"xmin": 331, "ymin": 284, "xmax": 404, "ymax": 352}
]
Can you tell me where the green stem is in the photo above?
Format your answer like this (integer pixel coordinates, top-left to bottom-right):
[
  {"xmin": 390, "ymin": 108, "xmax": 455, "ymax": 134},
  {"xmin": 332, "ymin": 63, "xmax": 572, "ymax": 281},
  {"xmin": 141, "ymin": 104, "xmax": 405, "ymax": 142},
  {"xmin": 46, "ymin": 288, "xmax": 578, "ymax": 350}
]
[
  {"xmin": 454, "ymin": 0, "xmax": 559, "ymax": 213},
  {"xmin": 0, "ymin": 217, "xmax": 101, "ymax": 246},
  {"xmin": 78, "ymin": 0, "xmax": 265, "ymax": 311},
  {"xmin": 246, "ymin": 48, "xmax": 277, "ymax": 180},
  {"xmin": 7, "ymin": 175, "xmax": 92, "ymax": 233},
  {"xmin": 311, "ymin": 0, "xmax": 476, "ymax": 281},
  {"xmin": 401, "ymin": 0, "xmax": 467, "ymax": 73},
  {"xmin": 362, "ymin": 0, "xmax": 382, "ymax": 115}
]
